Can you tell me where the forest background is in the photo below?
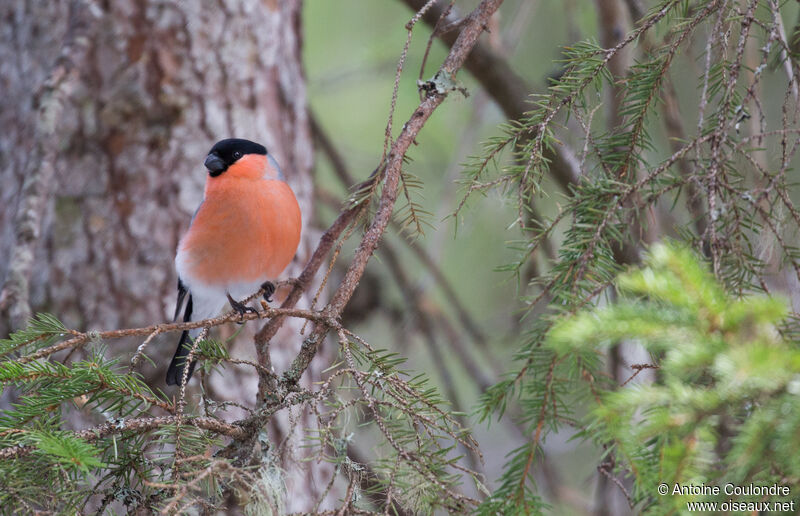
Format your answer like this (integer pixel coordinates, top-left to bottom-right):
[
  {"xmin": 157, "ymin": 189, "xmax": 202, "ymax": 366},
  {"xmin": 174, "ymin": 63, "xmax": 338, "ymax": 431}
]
[{"xmin": 2, "ymin": 0, "xmax": 800, "ymax": 514}]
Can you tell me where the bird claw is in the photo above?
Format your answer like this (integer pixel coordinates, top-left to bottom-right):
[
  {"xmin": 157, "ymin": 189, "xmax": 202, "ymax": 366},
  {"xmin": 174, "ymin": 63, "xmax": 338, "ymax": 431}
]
[
  {"xmin": 261, "ymin": 281, "xmax": 276, "ymax": 303},
  {"xmin": 226, "ymin": 293, "xmax": 257, "ymax": 320}
]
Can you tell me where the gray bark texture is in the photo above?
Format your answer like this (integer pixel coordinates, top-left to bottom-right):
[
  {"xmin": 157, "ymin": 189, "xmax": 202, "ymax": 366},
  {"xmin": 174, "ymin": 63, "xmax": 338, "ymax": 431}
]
[{"xmin": 0, "ymin": 0, "xmax": 330, "ymax": 510}]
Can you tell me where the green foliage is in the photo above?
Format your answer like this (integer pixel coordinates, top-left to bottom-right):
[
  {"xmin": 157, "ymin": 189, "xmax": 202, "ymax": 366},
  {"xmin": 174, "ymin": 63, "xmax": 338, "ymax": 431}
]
[
  {"xmin": 0, "ymin": 310, "xmax": 480, "ymax": 514},
  {"xmin": 0, "ymin": 312, "xmax": 67, "ymax": 357},
  {"xmin": 466, "ymin": 0, "xmax": 800, "ymax": 512},
  {"xmin": 546, "ymin": 244, "xmax": 798, "ymax": 513},
  {"xmin": 0, "ymin": 331, "xmax": 171, "ymax": 513},
  {"xmin": 29, "ymin": 430, "xmax": 106, "ymax": 473}
]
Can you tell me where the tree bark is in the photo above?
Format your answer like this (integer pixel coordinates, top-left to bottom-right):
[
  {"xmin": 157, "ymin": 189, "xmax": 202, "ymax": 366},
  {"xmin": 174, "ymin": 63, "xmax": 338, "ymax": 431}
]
[{"xmin": 0, "ymin": 0, "xmax": 327, "ymax": 510}]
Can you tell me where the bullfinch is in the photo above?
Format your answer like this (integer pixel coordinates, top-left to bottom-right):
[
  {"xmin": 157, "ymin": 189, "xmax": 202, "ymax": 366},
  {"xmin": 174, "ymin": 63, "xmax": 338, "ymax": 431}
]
[{"xmin": 166, "ymin": 138, "xmax": 302, "ymax": 386}]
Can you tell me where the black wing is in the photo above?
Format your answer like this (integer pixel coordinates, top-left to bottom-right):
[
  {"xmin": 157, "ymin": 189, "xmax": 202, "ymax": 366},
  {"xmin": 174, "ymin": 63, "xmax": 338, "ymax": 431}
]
[{"xmin": 173, "ymin": 278, "xmax": 188, "ymax": 321}]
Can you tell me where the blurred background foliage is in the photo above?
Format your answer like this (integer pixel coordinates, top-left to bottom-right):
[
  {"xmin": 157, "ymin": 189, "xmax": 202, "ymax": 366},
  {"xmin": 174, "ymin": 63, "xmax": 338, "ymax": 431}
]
[
  {"xmin": 304, "ymin": 0, "xmax": 800, "ymax": 513},
  {"xmin": 546, "ymin": 243, "xmax": 798, "ymax": 514},
  {"xmin": 305, "ymin": 0, "xmax": 562, "ymax": 506}
]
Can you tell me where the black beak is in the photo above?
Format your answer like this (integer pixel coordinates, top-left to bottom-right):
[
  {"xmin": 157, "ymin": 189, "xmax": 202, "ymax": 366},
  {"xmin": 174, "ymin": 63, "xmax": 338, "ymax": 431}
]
[{"xmin": 204, "ymin": 153, "xmax": 226, "ymax": 176}]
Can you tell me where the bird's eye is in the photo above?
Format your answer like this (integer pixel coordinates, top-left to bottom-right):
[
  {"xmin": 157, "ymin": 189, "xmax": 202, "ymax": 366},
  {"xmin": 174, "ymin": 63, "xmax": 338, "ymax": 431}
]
[{"xmin": 233, "ymin": 151, "xmax": 242, "ymax": 159}]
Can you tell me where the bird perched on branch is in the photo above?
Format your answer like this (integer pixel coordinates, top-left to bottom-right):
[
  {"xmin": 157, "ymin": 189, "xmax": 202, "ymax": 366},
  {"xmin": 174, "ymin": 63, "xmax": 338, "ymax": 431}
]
[{"xmin": 166, "ymin": 138, "xmax": 302, "ymax": 386}]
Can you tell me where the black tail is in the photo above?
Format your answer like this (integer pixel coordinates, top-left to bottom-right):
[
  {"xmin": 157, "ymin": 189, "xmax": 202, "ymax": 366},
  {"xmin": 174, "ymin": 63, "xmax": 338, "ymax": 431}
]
[
  {"xmin": 166, "ymin": 287, "xmax": 197, "ymax": 386},
  {"xmin": 165, "ymin": 330, "xmax": 197, "ymax": 386}
]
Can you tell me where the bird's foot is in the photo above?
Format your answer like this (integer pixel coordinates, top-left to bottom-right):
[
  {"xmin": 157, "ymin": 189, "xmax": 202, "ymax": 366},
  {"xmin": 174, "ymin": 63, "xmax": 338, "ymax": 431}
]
[
  {"xmin": 261, "ymin": 281, "xmax": 276, "ymax": 303},
  {"xmin": 227, "ymin": 293, "xmax": 257, "ymax": 320}
]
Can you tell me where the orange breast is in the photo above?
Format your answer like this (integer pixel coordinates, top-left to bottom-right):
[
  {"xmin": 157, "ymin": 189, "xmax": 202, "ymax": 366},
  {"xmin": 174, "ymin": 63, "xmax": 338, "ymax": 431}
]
[{"xmin": 179, "ymin": 176, "xmax": 302, "ymax": 285}]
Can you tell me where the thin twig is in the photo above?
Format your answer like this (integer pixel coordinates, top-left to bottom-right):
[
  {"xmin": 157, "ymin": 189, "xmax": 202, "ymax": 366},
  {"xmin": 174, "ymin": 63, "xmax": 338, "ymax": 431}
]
[
  {"xmin": 19, "ymin": 304, "xmax": 326, "ymax": 365},
  {"xmin": 0, "ymin": 415, "xmax": 244, "ymax": 460}
]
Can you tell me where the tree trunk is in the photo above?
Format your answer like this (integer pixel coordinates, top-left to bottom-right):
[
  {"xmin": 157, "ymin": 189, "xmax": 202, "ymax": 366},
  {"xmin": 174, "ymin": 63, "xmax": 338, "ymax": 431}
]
[{"xmin": 0, "ymin": 0, "xmax": 328, "ymax": 510}]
